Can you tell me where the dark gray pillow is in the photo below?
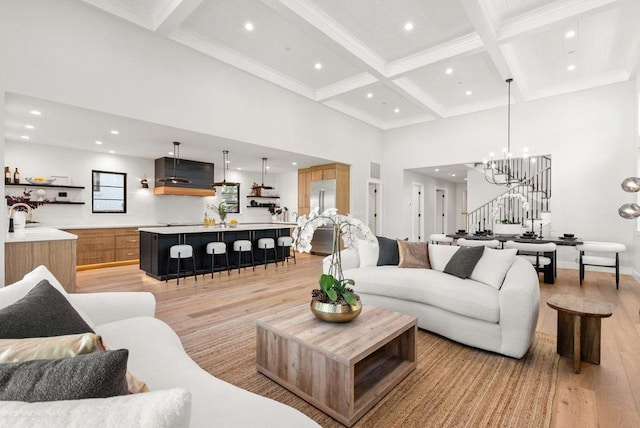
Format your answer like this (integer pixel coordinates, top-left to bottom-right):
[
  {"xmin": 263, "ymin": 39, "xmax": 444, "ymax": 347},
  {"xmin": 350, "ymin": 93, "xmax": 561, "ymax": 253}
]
[
  {"xmin": 376, "ymin": 236, "xmax": 400, "ymax": 266},
  {"xmin": 444, "ymin": 246, "xmax": 485, "ymax": 279},
  {"xmin": 0, "ymin": 280, "xmax": 94, "ymax": 339},
  {"xmin": 0, "ymin": 349, "xmax": 129, "ymax": 402}
]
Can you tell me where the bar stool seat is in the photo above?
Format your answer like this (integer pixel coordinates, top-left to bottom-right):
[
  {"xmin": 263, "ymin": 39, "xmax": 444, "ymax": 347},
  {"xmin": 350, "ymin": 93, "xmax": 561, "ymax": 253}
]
[
  {"xmin": 205, "ymin": 242, "xmax": 230, "ymax": 278},
  {"xmin": 233, "ymin": 239, "xmax": 255, "ymax": 273},
  {"xmin": 257, "ymin": 237, "xmax": 278, "ymax": 269},
  {"xmin": 166, "ymin": 244, "xmax": 197, "ymax": 285},
  {"xmin": 277, "ymin": 236, "xmax": 296, "ymax": 264}
]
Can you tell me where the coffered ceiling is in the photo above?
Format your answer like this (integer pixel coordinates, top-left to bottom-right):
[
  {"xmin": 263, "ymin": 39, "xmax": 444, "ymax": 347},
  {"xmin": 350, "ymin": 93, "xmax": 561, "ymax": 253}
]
[{"xmin": 76, "ymin": 0, "xmax": 640, "ymax": 130}]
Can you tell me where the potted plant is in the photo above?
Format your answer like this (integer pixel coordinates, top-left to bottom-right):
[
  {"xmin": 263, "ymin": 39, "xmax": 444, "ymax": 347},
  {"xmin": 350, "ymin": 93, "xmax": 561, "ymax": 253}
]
[
  {"xmin": 492, "ymin": 193, "xmax": 529, "ymax": 235},
  {"xmin": 292, "ymin": 207, "xmax": 376, "ymax": 322},
  {"xmin": 207, "ymin": 201, "xmax": 228, "ymax": 226}
]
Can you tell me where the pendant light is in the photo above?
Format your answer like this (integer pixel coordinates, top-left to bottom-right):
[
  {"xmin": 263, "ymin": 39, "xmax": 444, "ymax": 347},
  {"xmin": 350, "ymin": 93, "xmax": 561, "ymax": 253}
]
[
  {"xmin": 158, "ymin": 141, "xmax": 191, "ymax": 184},
  {"xmin": 212, "ymin": 150, "xmax": 239, "ymax": 187},
  {"xmin": 252, "ymin": 157, "xmax": 274, "ymax": 190}
]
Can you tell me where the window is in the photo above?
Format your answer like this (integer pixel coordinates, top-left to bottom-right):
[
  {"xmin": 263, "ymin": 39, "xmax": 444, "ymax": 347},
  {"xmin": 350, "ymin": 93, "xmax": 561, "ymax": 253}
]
[
  {"xmin": 92, "ymin": 170, "xmax": 127, "ymax": 213},
  {"xmin": 220, "ymin": 184, "xmax": 240, "ymax": 213}
]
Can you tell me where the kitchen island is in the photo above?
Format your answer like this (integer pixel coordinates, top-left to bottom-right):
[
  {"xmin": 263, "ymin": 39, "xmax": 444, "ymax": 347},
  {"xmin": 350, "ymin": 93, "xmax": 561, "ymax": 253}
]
[
  {"xmin": 5, "ymin": 228, "xmax": 77, "ymax": 291},
  {"xmin": 139, "ymin": 224, "xmax": 294, "ymax": 280}
]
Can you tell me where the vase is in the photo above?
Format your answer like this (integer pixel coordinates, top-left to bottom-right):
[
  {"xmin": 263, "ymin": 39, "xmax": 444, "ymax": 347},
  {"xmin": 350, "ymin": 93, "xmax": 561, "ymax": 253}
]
[{"xmin": 310, "ymin": 299, "xmax": 362, "ymax": 323}]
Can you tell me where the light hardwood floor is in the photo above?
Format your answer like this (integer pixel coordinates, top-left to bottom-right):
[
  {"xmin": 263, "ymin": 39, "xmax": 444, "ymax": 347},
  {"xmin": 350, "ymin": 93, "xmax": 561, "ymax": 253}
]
[{"xmin": 76, "ymin": 254, "xmax": 640, "ymax": 427}]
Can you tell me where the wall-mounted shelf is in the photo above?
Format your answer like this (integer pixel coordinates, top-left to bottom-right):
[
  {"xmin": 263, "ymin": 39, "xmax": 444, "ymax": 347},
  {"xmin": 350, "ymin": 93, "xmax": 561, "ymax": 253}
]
[
  {"xmin": 5, "ymin": 183, "xmax": 86, "ymax": 190},
  {"xmin": 247, "ymin": 195, "xmax": 280, "ymax": 199},
  {"xmin": 49, "ymin": 201, "xmax": 85, "ymax": 205}
]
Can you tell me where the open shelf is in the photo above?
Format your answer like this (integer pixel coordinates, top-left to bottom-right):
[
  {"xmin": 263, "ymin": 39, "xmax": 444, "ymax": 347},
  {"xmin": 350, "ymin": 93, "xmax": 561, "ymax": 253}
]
[
  {"xmin": 6, "ymin": 183, "xmax": 85, "ymax": 189},
  {"xmin": 49, "ymin": 201, "xmax": 85, "ymax": 205},
  {"xmin": 247, "ymin": 195, "xmax": 280, "ymax": 199}
]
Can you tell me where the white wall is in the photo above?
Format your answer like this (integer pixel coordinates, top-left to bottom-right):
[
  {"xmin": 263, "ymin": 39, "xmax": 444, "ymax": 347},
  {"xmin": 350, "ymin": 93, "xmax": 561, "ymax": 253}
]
[{"xmin": 383, "ymin": 82, "xmax": 637, "ymax": 269}]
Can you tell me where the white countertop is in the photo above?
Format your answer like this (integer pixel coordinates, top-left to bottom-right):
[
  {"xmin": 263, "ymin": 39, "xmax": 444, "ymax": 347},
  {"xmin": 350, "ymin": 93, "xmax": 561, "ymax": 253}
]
[
  {"xmin": 6, "ymin": 227, "xmax": 78, "ymax": 243},
  {"xmin": 139, "ymin": 223, "xmax": 295, "ymax": 234}
]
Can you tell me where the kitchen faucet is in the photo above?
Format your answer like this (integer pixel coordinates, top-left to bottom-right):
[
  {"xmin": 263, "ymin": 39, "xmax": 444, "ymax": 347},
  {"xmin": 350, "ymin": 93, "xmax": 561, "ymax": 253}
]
[{"xmin": 8, "ymin": 203, "xmax": 32, "ymax": 232}]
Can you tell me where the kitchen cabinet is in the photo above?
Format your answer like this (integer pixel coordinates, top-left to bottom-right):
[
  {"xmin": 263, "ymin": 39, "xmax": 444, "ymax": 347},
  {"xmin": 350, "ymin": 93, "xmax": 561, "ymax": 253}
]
[
  {"xmin": 62, "ymin": 227, "xmax": 140, "ymax": 268},
  {"xmin": 298, "ymin": 163, "xmax": 350, "ymax": 215}
]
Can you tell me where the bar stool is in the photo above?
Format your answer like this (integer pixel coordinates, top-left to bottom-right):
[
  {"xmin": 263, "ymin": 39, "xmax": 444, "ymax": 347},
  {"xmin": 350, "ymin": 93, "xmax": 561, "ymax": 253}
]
[
  {"xmin": 233, "ymin": 240, "xmax": 255, "ymax": 273},
  {"xmin": 277, "ymin": 236, "xmax": 296, "ymax": 264},
  {"xmin": 205, "ymin": 242, "xmax": 230, "ymax": 278},
  {"xmin": 166, "ymin": 244, "xmax": 197, "ymax": 285},
  {"xmin": 257, "ymin": 237, "xmax": 278, "ymax": 269},
  {"xmin": 576, "ymin": 241, "xmax": 626, "ymax": 289}
]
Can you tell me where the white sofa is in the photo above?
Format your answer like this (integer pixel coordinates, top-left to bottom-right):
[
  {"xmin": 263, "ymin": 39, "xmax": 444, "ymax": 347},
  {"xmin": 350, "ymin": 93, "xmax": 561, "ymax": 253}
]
[
  {"xmin": 324, "ymin": 244, "xmax": 540, "ymax": 358},
  {"xmin": 0, "ymin": 266, "xmax": 319, "ymax": 428}
]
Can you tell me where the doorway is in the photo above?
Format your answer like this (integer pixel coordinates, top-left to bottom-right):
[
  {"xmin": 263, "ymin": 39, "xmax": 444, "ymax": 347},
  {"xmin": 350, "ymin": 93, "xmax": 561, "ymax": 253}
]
[
  {"xmin": 367, "ymin": 182, "xmax": 381, "ymax": 235},
  {"xmin": 435, "ymin": 188, "xmax": 446, "ymax": 234},
  {"xmin": 411, "ymin": 183, "xmax": 424, "ymax": 241}
]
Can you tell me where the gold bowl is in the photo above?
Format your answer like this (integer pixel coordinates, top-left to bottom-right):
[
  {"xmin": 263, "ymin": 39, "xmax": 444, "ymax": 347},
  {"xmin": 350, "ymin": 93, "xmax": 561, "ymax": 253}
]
[{"xmin": 310, "ymin": 299, "xmax": 362, "ymax": 323}]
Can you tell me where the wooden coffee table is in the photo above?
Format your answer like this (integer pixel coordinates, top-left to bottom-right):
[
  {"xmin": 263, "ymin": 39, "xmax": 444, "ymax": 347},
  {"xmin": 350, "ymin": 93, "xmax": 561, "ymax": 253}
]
[
  {"xmin": 256, "ymin": 304, "xmax": 417, "ymax": 426},
  {"xmin": 547, "ymin": 295, "xmax": 613, "ymax": 373}
]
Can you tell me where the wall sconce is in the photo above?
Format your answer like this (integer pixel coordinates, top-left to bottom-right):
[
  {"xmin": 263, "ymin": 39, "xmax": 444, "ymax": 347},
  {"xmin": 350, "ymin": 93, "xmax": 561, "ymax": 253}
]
[
  {"xmin": 140, "ymin": 175, "xmax": 149, "ymax": 189},
  {"xmin": 619, "ymin": 176, "xmax": 640, "ymax": 219}
]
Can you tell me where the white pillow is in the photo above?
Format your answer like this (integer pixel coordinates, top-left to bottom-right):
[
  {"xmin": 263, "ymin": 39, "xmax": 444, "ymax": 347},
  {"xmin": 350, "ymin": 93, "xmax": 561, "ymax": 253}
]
[
  {"xmin": 0, "ymin": 265, "xmax": 95, "ymax": 328},
  {"xmin": 357, "ymin": 238, "xmax": 379, "ymax": 267},
  {"xmin": 0, "ymin": 388, "xmax": 192, "ymax": 428},
  {"xmin": 470, "ymin": 248, "xmax": 518, "ymax": 289},
  {"xmin": 428, "ymin": 245, "xmax": 460, "ymax": 271}
]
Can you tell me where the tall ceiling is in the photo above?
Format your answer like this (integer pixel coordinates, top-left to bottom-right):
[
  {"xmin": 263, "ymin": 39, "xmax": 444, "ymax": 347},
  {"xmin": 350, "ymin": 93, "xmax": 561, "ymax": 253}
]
[{"xmin": 77, "ymin": 0, "xmax": 640, "ymax": 130}]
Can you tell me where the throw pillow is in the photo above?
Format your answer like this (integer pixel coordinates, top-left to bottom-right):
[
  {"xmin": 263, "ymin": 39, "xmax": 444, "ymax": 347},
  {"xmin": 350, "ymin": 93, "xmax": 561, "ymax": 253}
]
[
  {"xmin": 357, "ymin": 238, "xmax": 379, "ymax": 267},
  {"xmin": 471, "ymin": 248, "xmax": 518, "ymax": 289},
  {"xmin": 397, "ymin": 240, "xmax": 431, "ymax": 268},
  {"xmin": 443, "ymin": 246, "xmax": 484, "ymax": 279},
  {"xmin": 0, "ymin": 333, "xmax": 104, "ymax": 363},
  {"xmin": 0, "ymin": 349, "xmax": 129, "ymax": 402},
  {"xmin": 0, "ymin": 388, "xmax": 192, "ymax": 428},
  {"xmin": 376, "ymin": 236, "xmax": 400, "ymax": 266},
  {"xmin": 0, "ymin": 280, "xmax": 94, "ymax": 339}
]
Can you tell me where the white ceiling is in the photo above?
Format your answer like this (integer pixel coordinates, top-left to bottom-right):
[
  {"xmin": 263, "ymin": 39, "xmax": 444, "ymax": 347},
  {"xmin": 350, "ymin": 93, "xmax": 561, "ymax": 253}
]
[{"xmin": 74, "ymin": 0, "xmax": 640, "ymax": 130}]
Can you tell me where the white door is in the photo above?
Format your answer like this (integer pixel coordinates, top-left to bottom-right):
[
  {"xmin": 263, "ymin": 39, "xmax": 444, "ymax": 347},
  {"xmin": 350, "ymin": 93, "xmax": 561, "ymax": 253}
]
[
  {"xmin": 367, "ymin": 182, "xmax": 381, "ymax": 234},
  {"xmin": 436, "ymin": 189, "xmax": 446, "ymax": 233},
  {"xmin": 411, "ymin": 183, "xmax": 424, "ymax": 241}
]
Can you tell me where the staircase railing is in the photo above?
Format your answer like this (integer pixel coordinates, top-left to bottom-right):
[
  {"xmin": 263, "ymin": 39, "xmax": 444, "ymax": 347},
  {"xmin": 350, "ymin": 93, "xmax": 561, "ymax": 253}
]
[{"xmin": 467, "ymin": 155, "xmax": 551, "ymax": 233}]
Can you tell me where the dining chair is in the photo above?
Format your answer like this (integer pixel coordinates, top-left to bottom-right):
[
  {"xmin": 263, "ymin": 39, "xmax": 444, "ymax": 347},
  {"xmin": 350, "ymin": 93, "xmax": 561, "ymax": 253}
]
[
  {"xmin": 575, "ymin": 241, "xmax": 626, "ymax": 289},
  {"xmin": 429, "ymin": 234, "xmax": 454, "ymax": 245},
  {"xmin": 504, "ymin": 241, "xmax": 557, "ymax": 284},
  {"xmin": 457, "ymin": 238, "xmax": 500, "ymax": 248}
]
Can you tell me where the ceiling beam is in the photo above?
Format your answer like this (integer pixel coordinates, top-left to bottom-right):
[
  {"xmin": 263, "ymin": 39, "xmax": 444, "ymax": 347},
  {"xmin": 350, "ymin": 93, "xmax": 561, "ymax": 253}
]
[
  {"xmin": 152, "ymin": 0, "xmax": 205, "ymax": 35},
  {"xmin": 315, "ymin": 73, "xmax": 378, "ymax": 102},
  {"xmin": 79, "ymin": 0, "xmax": 154, "ymax": 30}
]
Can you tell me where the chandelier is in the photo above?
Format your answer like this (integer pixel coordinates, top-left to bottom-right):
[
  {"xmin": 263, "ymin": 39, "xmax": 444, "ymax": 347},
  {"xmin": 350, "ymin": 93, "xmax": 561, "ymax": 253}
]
[{"xmin": 482, "ymin": 79, "xmax": 530, "ymax": 187}]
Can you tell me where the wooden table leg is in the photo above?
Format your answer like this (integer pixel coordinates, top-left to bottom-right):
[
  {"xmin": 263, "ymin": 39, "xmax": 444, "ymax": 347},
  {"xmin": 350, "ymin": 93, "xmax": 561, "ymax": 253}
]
[{"xmin": 573, "ymin": 315, "xmax": 581, "ymax": 374}]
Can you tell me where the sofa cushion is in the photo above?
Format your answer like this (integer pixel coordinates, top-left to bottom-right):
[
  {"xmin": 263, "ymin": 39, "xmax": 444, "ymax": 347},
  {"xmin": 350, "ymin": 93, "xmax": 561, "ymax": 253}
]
[
  {"xmin": 0, "ymin": 388, "xmax": 192, "ymax": 428},
  {"xmin": 397, "ymin": 240, "xmax": 430, "ymax": 268},
  {"xmin": 377, "ymin": 236, "xmax": 399, "ymax": 266},
  {"xmin": 346, "ymin": 266, "xmax": 500, "ymax": 323},
  {"xmin": 0, "ymin": 349, "xmax": 129, "ymax": 402},
  {"xmin": 443, "ymin": 246, "xmax": 484, "ymax": 279},
  {"xmin": 0, "ymin": 333, "xmax": 104, "ymax": 363},
  {"xmin": 471, "ymin": 248, "xmax": 517, "ymax": 289},
  {"xmin": 358, "ymin": 238, "xmax": 379, "ymax": 267},
  {"xmin": 0, "ymin": 280, "xmax": 94, "ymax": 339},
  {"xmin": 428, "ymin": 245, "xmax": 460, "ymax": 271}
]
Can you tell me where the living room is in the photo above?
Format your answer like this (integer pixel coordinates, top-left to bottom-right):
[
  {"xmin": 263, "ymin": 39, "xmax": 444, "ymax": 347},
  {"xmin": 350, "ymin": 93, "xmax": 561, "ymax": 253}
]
[{"xmin": 2, "ymin": 0, "xmax": 640, "ymax": 427}]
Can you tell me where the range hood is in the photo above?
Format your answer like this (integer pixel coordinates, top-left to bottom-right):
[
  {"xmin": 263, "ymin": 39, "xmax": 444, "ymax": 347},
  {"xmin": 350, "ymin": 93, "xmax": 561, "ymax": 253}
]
[{"xmin": 154, "ymin": 157, "xmax": 215, "ymax": 197}]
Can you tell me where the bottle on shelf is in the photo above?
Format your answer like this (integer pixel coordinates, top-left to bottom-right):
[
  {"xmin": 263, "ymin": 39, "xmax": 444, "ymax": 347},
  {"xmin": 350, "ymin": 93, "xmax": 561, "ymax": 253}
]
[
  {"xmin": 13, "ymin": 168, "xmax": 20, "ymax": 184},
  {"xmin": 4, "ymin": 167, "xmax": 11, "ymax": 184}
]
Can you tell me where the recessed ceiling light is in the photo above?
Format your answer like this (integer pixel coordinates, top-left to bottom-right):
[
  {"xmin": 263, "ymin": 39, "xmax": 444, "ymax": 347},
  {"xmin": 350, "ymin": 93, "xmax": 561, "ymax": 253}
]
[
  {"xmin": 445, "ymin": 68, "xmax": 453, "ymax": 75},
  {"xmin": 567, "ymin": 64, "xmax": 576, "ymax": 71},
  {"xmin": 168, "ymin": 151, "xmax": 174, "ymax": 156},
  {"xmin": 314, "ymin": 62, "xmax": 322, "ymax": 70},
  {"xmin": 266, "ymin": 166, "xmax": 271, "ymax": 170},
  {"xmin": 237, "ymin": 167, "xmax": 242, "ymax": 170},
  {"xmin": 464, "ymin": 178, "xmax": 468, "ymax": 181},
  {"xmin": 565, "ymin": 30, "xmax": 576, "ymax": 38},
  {"xmin": 20, "ymin": 135, "xmax": 30, "ymax": 140},
  {"xmin": 404, "ymin": 22, "xmax": 414, "ymax": 32},
  {"xmin": 29, "ymin": 110, "xmax": 42, "ymax": 116},
  {"xmin": 394, "ymin": 108, "xmax": 400, "ymax": 113},
  {"xmin": 435, "ymin": 168, "xmax": 440, "ymax": 172},
  {"xmin": 110, "ymin": 130, "xmax": 119, "ymax": 135},
  {"xmin": 367, "ymin": 92, "xmax": 373, "ymax": 99},
  {"xmin": 244, "ymin": 22, "xmax": 254, "ymax": 32},
  {"xmin": 451, "ymin": 174, "xmax": 456, "ymax": 177},
  {"xmin": 24, "ymin": 124, "xmax": 34, "ymax": 129},
  {"xmin": 108, "ymin": 150, "xmax": 115, "ymax": 154},
  {"xmin": 292, "ymin": 161, "xmax": 298, "ymax": 166},
  {"xmin": 225, "ymin": 160, "xmax": 230, "ymax": 164},
  {"xmin": 465, "ymin": 90, "xmax": 472, "ymax": 96},
  {"xmin": 95, "ymin": 140, "xmax": 103, "ymax": 145}
]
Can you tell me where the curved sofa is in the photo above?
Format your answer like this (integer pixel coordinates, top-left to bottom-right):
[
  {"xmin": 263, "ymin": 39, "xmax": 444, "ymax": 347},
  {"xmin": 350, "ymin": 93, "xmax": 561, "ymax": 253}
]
[{"xmin": 324, "ymin": 244, "xmax": 540, "ymax": 358}]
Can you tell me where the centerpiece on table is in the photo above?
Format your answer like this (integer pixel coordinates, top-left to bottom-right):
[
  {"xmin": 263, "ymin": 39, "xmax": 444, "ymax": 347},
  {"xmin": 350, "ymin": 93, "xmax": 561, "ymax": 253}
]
[
  {"xmin": 292, "ymin": 207, "xmax": 376, "ymax": 323},
  {"xmin": 207, "ymin": 201, "xmax": 228, "ymax": 226},
  {"xmin": 492, "ymin": 193, "xmax": 529, "ymax": 235}
]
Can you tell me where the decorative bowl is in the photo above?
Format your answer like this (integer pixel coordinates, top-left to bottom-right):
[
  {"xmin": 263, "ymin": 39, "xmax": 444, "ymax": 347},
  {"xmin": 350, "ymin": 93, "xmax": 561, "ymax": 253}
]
[
  {"xmin": 26, "ymin": 177, "xmax": 55, "ymax": 185},
  {"xmin": 563, "ymin": 233, "xmax": 575, "ymax": 238},
  {"xmin": 310, "ymin": 299, "xmax": 362, "ymax": 323}
]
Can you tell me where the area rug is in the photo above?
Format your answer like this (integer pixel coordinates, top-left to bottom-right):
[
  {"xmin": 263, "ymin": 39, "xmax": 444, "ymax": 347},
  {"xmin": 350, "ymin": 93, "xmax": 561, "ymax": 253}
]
[{"xmin": 182, "ymin": 311, "xmax": 559, "ymax": 428}]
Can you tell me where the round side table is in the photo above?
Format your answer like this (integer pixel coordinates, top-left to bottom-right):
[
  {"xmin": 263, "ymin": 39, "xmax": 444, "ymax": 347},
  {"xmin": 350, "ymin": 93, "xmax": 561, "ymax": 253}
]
[{"xmin": 547, "ymin": 295, "xmax": 613, "ymax": 374}]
